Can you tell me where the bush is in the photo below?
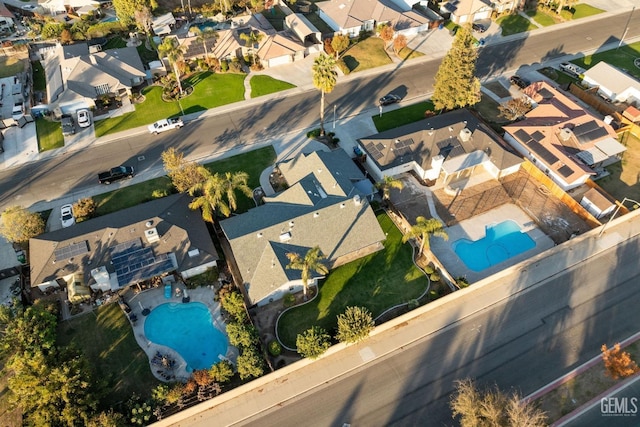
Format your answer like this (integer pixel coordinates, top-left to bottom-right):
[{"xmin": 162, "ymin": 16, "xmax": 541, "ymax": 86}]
[
  {"xmin": 306, "ymin": 128, "xmax": 321, "ymax": 139},
  {"xmin": 424, "ymin": 264, "xmax": 435, "ymax": 275},
  {"xmin": 152, "ymin": 189, "xmax": 170, "ymax": 198},
  {"xmin": 323, "ymin": 38, "xmax": 335, "ymax": 57},
  {"xmin": 429, "ymin": 272, "xmax": 440, "ymax": 282},
  {"xmin": 336, "ymin": 306, "xmax": 374, "ymax": 344},
  {"xmin": 407, "ymin": 299, "xmax": 419, "ymax": 309},
  {"xmin": 268, "ymin": 340, "xmax": 282, "ymax": 356},
  {"xmin": 209, "ymin": 360, "xmax": 234, "ymax": 383},
  {"xmin": 336, "ymin": 58, "xmax": 350, "ymax": 75},
  {"xmin": 296, "ymin": 326, "xmax": 331, "ymax": 359},
  {"xmin": 220, "ymin": 60, "xmax": 229, "ymax": 72},
  {"xmin": 283, "ymin": 293, "xmax": 296, "ymax": 307},
  {"xmin": 456, "ymin": 277, "xmax": 470, "ymax": 288}
]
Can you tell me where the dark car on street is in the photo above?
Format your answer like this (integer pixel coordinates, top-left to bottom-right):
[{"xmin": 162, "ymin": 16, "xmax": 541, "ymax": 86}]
[
  {"xmin": 379, "ymin": 94, "xmax": 401, "ymax": 106},
  {"xmin": 98, "ymin": 165, "xmax": 135, "ymax": 184},
  {"xmin": 510, "ymin": 75, "xmax": 530, "ymax": 89}
]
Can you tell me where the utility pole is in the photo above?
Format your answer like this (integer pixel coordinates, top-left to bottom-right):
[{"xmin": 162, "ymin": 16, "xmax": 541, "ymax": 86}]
[{"xmin": 618, "ymin": 6, "xmax": 635, "ymax": 49}]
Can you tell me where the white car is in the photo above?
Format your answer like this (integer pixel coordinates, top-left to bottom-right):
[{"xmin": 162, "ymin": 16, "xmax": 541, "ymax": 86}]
[
  {"xmin": 77, "ymin": 109, "xmax": 91, "ymax": 128},
  {"xmin": 60, "ymin": 204, "xmax": 75, "ymax": 228},
  {"xmin": 21, "ymin": 4, "xmax": 36, "ymax": 10}
]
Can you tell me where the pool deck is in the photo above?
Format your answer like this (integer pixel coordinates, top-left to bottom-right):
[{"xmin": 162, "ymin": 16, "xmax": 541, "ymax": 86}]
[
  {"xmin": 124, "ymin": 284, "xmax": 238, "ymax": 383},
  {"xmin": 431, "ymin": 203, "xmax": 555, "ymax": 283}
]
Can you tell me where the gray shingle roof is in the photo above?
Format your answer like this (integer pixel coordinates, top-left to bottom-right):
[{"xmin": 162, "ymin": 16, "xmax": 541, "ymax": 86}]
[
  {"xmin": 220, "ymin": 150, "xmax": 385, "ymax": 305},
  {"xmin": 30, "ymin": 194, "xmax": 219, "ymax": 289}
]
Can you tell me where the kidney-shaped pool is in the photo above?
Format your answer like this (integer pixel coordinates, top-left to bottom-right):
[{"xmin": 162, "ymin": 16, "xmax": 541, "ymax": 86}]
[{"xmin": 144, "ymin": 302, "xmax": 228, "ymax": 372}]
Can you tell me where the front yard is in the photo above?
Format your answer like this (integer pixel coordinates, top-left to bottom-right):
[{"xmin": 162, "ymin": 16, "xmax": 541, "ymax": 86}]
[
  {"xmin": 250, "ymin": 75, "xmax": 296, "ymax": 98},
  {"xmin": 276, "ymin": 212, "xmax": 427, "ymax": 348},
  {"xmin": 496, "ymin": 14, "xmax": 537, "ymax": 36},
  {"xmin": 93, "ymin": 146, "xmax": 276, "ymax": 216},
  {"xmin": 373, "ymin": 101, "xmax": 435, "ymax": 132},
  {"xmin": 94, "ymin": 72, "xmax": 247, "ymax": 137},
  {"xmin": 35, "ymin": 117, "xmax": 64, "ymax": 151},
  {"xmin": 341, "ymin": 37, "xmax": 393, "ymax": 73},
  {"xmin": 57, "ymin": 303, "xmax": 158, "ymax": 407},
  {"xmin": 571, "ymin": 41, "xmax": 640, "ymax": 80}
]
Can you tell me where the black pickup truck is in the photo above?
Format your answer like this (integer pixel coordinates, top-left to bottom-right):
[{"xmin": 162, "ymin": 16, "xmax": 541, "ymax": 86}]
[{"xmin": 98, "ymin": 165, "xmax": 135, "ymax": 184}]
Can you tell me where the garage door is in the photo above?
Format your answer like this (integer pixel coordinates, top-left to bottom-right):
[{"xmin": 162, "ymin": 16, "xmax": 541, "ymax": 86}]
[{"xmin": 269, "ymin": 54, "xmax": 293, "ymax": 68}]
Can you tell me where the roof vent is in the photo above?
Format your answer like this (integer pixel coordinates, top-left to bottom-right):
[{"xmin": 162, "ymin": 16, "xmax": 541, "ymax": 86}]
[
  {"xmin": 144, "ymin": 227, "xmax": 160, "ymax": 243},
  {"xmin": 188, "ymin": 248, "xmax": 200, "ymax": 258},
  {"xmin": 559, "ymin": 128, "xmax": 573, "ymax": 142},
  {"xmin": 146, "ymin": 221, "xmax": 153, "ymax": 228},
  {"xmin": 279, "ymin": 232, "xmax": 291, "ymax": 242},
  {"xmin": 313, "ymin": 212, "xmax": 320, "ymax": 218},
  {"xmin": 353, "ymin": 194, "xmax": 361, "ymax": 205},
  {"xmin": 459, "ymin": 128, "xmax": 472, "ymax": 142},
  {"xmin": 257, "ymin": 232, "xmax": 263, "ymax": 238},
  {"xmin": 289, "ymin": 221, "xmax": 294, "ymax": 227},
  {"xmin": 340, "ymin": 203, "xmax": 346, "ymax": 208}
]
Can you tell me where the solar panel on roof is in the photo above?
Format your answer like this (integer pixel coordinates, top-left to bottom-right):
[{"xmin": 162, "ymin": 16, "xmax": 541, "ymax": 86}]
[
  {"xmin": 532, "ymin": 131, "xmax": 545, "ymax": 142},
  {"xmin": 528, "ymin": 140, "xmax": 559, "ymax": 165},
  {"xmin": 54, "ymin": 241, "xmax": 89, "ymax": 262},
  {"xmin": 109, "ymin": 238, "xmax": 175, "ymax": 287},
  {"xmin": 573, "ymin": 120, "xmax": 599, "ymax": 136},
  {"xmin": 558, "ymin": 165, "xmax": 573, "ymax": 178},
  {"xmin": 576, "ymin": 127, "xmax": 609, "ymax": 145},
  {"xmin": 514, "ymin": 129, "xmax": 530, "ymax": 142},
  {"xmin": 375, "ymin": 142, "xmax": 385, "ymax": 151}
]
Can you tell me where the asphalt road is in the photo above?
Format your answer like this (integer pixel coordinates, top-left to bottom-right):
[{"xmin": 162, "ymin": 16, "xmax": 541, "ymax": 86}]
[
  {"xmin": 1, "ymin": 11, "xmax": 639, "ymax": 210},
  {"xmin": 231, "ymin": 232, "xmax": 640, "ymax": 426}
]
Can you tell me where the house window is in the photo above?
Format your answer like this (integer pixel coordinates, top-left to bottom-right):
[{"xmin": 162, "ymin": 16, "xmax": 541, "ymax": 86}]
[{"xmin": 95, "ymin": 84, "xmax": 110, "ymax": 95}]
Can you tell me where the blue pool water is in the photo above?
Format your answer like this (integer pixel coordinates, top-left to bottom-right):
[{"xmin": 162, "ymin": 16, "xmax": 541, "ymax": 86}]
[
  {"xmin": 102, "ymin": 16, "xmax": 119, "ymax": 23},
  {"xmin": 453, "ymin": 220, "xmax": 536, "ymax": 272},
  {"xmin": 144, "ymin": 302, "xmax": 227, "ymax": 372}
]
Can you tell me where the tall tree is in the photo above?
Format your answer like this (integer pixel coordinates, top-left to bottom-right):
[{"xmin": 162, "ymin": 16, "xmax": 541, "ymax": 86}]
[
  {"xmin": 236, "ymin": 347, "xmax": 265, "ymax": 380},
  {"xmin": 188, "ymin": 168, "xmax": 252, "ymax": 220},
  {"xmin": 158, "ymin": 37, "xmax": 186, "ymax": 95},
  {"xmin": 161, "ymin": 148, "xmax": 204, "ymax": 193},
  {"xmin": 0, "ymin": 205, "xmax": 45, "ymax": 244},
  {"xmin": 191, "ymin": 26, "xmax": 218, "ymax": 62},
  {"xmin": 239, "ymin": 30, "xmax": 264, "ymax": 65},
  {"xmin": 393, "ymin": 34, "xmax": 407, "ymax": 55},
  {"xmin": 375, "ymin": 175, "xmax": 404, "ymax": 202},
  {"xmin": 330, "ymin": 34, "xmax": 349, "ymax": 58},
  {"xmin": 432, "ymin": 24, "xmax": 480, "ymax": 111},
  {"xmin": 312, "ymin": 53, "xmax": 338, "ymax": 136},
  {"xmin": 336, "ymin": 306, "xmax": 374, "ymax": 344},
  {"xmin": 402, "ymin": 216, "xmax": 448, "ymax": 258},
  {"xmin": 112, "ymin": 0, "xmax": 149, "ymax": 27},
  {"xmin": 286, "ymin": 246, "xmax": 329, "ymax": 300}
]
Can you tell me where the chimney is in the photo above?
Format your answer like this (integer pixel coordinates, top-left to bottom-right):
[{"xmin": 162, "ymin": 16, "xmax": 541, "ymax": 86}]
[
  {"xmin": 559, "ymin": 128, "xmax": 573, "ymax": 142},
  {"xmin": 459, "ymin": 128, "xmax": 472, "ymax": 142}
]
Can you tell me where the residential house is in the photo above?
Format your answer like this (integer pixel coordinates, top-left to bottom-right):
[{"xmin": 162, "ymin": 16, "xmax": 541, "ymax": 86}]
[
  {"xmin": 43, "ymin": 42, "xmax": 146, "ymax": 114},
  {"xmin": 503, "ymin": 82, "xmax": 626, "ymax": 191},
  {"xmin": 316, "ymin": 0, "xmax": 433, "ymax": 38},
  {"xmin": 42, "ymin": 0, "xmax": 99, "ymax": 14},
  {"xmin": 220, "ymin": 150, "xmax": 386, "ymax": 307},
  {"xmin": 0, "ymin": 2, "xmax": 15, "ymax": 34},
  {"xmin": 582, "ymin": 61, "xmax": 640, "ymax": 105},
  {"xmin": 441, "ymin": 0, "xmax": 524, "ymax": 24},
  {"xmin": 356, "ymin": 109, "xmax": 522, "ymax": 184},
  {"xmin": 152, "ymin": 13, "xmax": 176, "ymax": 36},
  {"xmin": 30, "ymin": 194, "xmax": 219, "ymax": 295}
]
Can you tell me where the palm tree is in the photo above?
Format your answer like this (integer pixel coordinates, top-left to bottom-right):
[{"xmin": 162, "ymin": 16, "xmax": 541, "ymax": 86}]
[
  {"xmin": 191, "ymin": 26, "xmax": 218, "ymax": 62},
  {"xmin": 402, "ymin": 216, "xmax": 448, "ymax": 258},
  {"xmin": 188, "ymin": 167, "xmax": 224, "ymax": 223},
  {"xmin": 312, "ymin": 53, "xmax": 337, "ymax": 136},
  {"xmin": 286, "ymin": 246, "xmax": 329, "ymax": 300},
  {"xmin": 239, "ymin": 30, "xmax": 264, "ymax": 66},
  {"xmin": 220, "ymin": 171, "xmax": 252, "ymax": 216},
  {"xmin": 158, "ymin": 37, "xmax": 186, "ymax": 96},
  {"xmin": 375, "ymin": 175, "xmax": 404, "ymax": 202}
]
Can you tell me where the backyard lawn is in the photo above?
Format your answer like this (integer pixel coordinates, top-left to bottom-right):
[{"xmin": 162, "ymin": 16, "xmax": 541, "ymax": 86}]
[
  {"xmin": 373, "ymin": 101, "xmax": 434, "ymax": 132},
  {"xmin": 93, "ymin": 146, "xmax": 276, "ymax": 216},
  {"xmin": 496, "ymin": 14, "xmax": 537, "ymax": 36},
  {"xmin": 250, "ymin": 75, "xmax": 296, "ymax": 98},
  {"xmin": 341, "ymin": 37, "xmax": 393, "ymax": 73},
  {"xmin": 31, "ymin": 60, "xmax": 46, "ymax": 91},
  {"xmin": 571, "ymin": 41, "xmax": 640, "ymax": 79},
  {"xmin": 57, "ymin": 303, "xmax": 159, "ymax": 407},
  {"xmin": 277, "ymin": 212, "xmax": 427, "ymax": 348},
  {"xmin": 94, "ymin": 72, "xmax": 246, "ymax": 137},
  {"xmin": 598, "ymin": 132, "xmax": 640, "ymax": 203},
  {"xmin": 35, "ymin": 117, "xmax": 64, "ymax": 151}
]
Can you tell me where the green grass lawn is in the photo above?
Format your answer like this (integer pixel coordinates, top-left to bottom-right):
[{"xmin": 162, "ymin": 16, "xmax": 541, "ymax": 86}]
[
  {"xmin": 277, "ymin": 212, "xmax": 427, "ymax": 348},
  {"xmin": 373, "ymin": 101, "xmax": 435, "ymax": 132},
  {"xmin": 537, "ymin": 66, "xmax": 581, "ymax": 85},
  {"xmin": 397, "ymin": 46, "xmax": 424, "ymax": 61},
  {"xmin": 571, "ymin": 4, "xmax": 604, "ymax": 19},
  {"xmin": 341, "ymin": 37, "xmax": 392, "ymax": 73},
  {"xmin": 0, "ymin": 56, "xmax": 25, "ymax": 78},
  {"xmin": 31, "ymin": 60, "xmax": 46, "ymax": 91},
  {"xmin": 57, "ymin": 303, "xmax": 159, "ymax": 407},
  {"xmin": 250, "ymin": 75, "xmax": 296, "ymax": 98},
  {"xmin": 496, "ymin": 14, "xmax": 537, "ymax": 36},
  {"xmin": 93, "ymin": 146, "xmax": 276, "ymax": 216},
  {"xmin": 94, "ymin": 72, "xmax": 246, "ymax": 137},
  {"xmin": 103, "ymin": 36, "xmax": 127, "ymax": 50},
  {"xmin": 35, "ymin": 118, "xmax": 64, "ymax": 151},
  {"xmin": 571, "ymin": 41, "xmax": 640, "ymax": 79},
  {"xmin": 526, "ymin": 10, "xmax": 557, "ymax": 27},
  {"xmin": 263, "ymin": 5, "xmax": 286, "ymax": 31}
]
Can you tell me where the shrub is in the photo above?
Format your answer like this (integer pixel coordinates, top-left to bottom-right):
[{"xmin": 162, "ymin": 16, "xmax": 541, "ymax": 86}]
[
  {"xmin": 323, "ymin": 38, "xmax": 335, "ymax": 57},
  {"xmin": 296, "ymin": 326, "xmax": 331, "ymax": 359},
  {"xmin": 456, "ymin": 277, "xmax": 470, "ymax": 288},
  {"xmin": 268, "ymin": 340, "xmax": 282, "ymax": 356},
  {"xmin": 336, "ymin": 306, "xmax": 374, "ymax": 344},
  {"xmin": 306, "ymin": 128, "xmax": 321, "ymax": 139},
  {"xmin": 228, "ymin": 60, "xmax": 243, "ymax": 73},
  {"xmin": 220, "ymin": 291, "xmax": 247, "ymax": 322},
  {"xmin": 220, "ymin": 60, "xmax": 229, "ymax": 72},
  {"xmin": 209, "ymin": 360, "xmax": 234, "ymax": 383},
  {"xmin": 429, "ymin": 272, "xmax": 440, "ymax": 282},
  {"xmin": 424, "ymin": 264, "xmax": 435, "ymax": 275},
  {"xmin": 283, "ymin": 293, "xmax": 296, "ymax": 307},
  {"xmin": 152, "ymin": 188, "xmax": 170, "ymax": 198}
]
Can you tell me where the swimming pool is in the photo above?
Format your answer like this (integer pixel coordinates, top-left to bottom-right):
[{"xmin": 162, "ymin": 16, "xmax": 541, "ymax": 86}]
[
  {"xmin": 453, "ymin": 220, "xmax": 536, "ymax": 272},
  {"xmin": 144, "ymin": 302, "xmax": 227, "ymax": 372}
]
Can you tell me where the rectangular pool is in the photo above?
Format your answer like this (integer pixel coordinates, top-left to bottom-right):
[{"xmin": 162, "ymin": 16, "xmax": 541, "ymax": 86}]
[{"xmin": 452, "ymin": 220, "xmax": 536, "ymax": 272}]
